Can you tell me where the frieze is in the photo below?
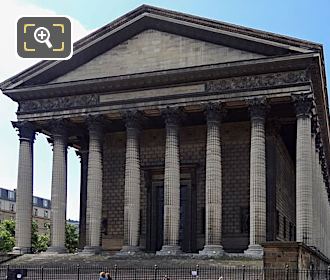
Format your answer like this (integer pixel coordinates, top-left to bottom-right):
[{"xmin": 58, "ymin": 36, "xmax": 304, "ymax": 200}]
[
  {"xmin": 206, "ymin": 70, "xmax": 310, "ymax": 92},
  {"xmin": 19, "ymin": 94, "xmax": 99, "ymax": 113}
]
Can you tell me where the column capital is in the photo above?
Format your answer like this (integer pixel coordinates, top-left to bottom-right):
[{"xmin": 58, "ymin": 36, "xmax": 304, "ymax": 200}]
[
  {"xmin": 49, "ymin": 119, "xmax": 69, "ymax": 138},
  {"xmin": 86, "ymin": 115, "xmax": 104, "ymax": 137},
  {"xmin": 204, "ymin": 102, "xmax": 227, "ymax": 123},
  {"xmin": 122, "ymin": 110, "xmax": 143, "ymax": 131},
  {"xmin": 246, "ymin": 97, "xmax": 268, "ymax": 120},
  {"xmin": 12, "ymin": 121, "xmax": 35, "ymax": 142},
  {"xmin": 292, "ymin": 93, "xmax": 313, "ymax": 118},
  {"xmin": 161, "ymin": 106, "xmax": 182, "ymax": 126}
]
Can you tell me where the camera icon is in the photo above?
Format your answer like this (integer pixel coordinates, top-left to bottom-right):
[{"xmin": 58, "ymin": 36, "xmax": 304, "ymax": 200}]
[{"xmin": 17, "ymin": 17, "xmax": 72, "ymax": 59}]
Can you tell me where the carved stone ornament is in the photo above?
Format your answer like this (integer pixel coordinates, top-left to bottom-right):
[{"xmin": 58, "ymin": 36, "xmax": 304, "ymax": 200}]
[
  {"xmin": 246, "ymin": 97, "xmax": 268, "ymax": 120},
  {"xmin": 203, "ymin": 102, "xmax": 226, "ymax": 123},
  {"xmin": 315, "ymin": 132, "xmax": 322, "ymax": 151},
  {"xmin": 19, "ymin": 94, "xmax": 99, "ymax": 113},
  {"xmin": 12, "ymin": 121, "xmax": 35, "ymax": 141},
  {"xmin": 206, "ymin": 70, "xmax": 309, "ymax": 93},
  {"xmin": 86, "ymin": 115, "xmax": 104, "ymax": 137},
  {"xmin": 311, "ymin": 115, "xmax": 320, "ymax": 135},
  {"xmin": 49, "ymin": 119, "xmax": 69, "ymax": 137},
  {"xmin": 292, "ymin": 93, "xmax": 313, "ymax": 117},
  {"xmin": 161, "ymin": 106, "xmax": 182, "ymax": 126},
  {"xmin": 122, "ymin": 110, "xmax": 143, "ymax": 131}
]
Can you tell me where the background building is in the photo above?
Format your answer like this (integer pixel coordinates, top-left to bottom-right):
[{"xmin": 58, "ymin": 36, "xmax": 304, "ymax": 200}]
[{"xmin": 0, "ymin": 187, "xmax": 51, "ymax": 234}]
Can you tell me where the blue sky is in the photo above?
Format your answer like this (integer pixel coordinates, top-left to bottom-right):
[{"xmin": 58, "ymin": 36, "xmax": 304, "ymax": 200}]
[{"xmin": 0, "ymin": 0, "xmax": 329, "ymax": 220}]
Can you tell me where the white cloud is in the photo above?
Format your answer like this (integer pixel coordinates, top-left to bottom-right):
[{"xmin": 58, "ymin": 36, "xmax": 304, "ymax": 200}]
[{"xmin": 0, "ymin": 0, "xmax": 91, "ymax": 220}]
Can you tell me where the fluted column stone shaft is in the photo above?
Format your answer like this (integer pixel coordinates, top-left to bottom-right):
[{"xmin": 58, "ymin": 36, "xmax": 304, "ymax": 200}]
[
  {"xmin": 12, "ymin": 121, "xmax": 35, "ymax": 254},
  {"xmin": 293, "ymin": 94, "xmax": 313, "ymax": 245},
  {"xmin": 77, "ymin": 146, "xmax": 88, "ymax": 249},
  {"xmin": 47, "ymin": 121, "xmax": 68, "ymax": 253},
  {"xmin": 83, "ymin": 118, "xmax": 103, "ymax": 254},
  {"xmin": 245, "ymin": 98, "xmax": 267, "ymax": 257},
  {"xmin": 200, "ymin": 103, "xmax": 224, "ymax": 256},
  {"xmin": 157, "ymin": 108, "xmax": 182, "ymax": 255},
  {"xmin": 120, "ymin": 111, "xmax": 142, "ymax": 254}
]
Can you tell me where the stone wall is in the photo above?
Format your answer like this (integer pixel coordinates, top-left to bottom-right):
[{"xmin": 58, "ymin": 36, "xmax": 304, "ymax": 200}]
[
  {"xmin": 102, "ymin": 122, "xmax": 252, "ymax": 252},
  {"xmin": 52, "ymin": 29, "xmax": 264, "ymax": 83},
  {"xmin": 263, "ymin": 242, "xmax": 330, "ymax": 270},
  {"xmin": 275, "ymin": 137, "xmax": 296, "ymax": 241}
]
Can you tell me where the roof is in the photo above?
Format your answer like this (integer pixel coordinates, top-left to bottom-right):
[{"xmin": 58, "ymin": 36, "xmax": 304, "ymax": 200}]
[{"xmin": 0, "ymin": 4, "xmax": 324, "ymax": 91}]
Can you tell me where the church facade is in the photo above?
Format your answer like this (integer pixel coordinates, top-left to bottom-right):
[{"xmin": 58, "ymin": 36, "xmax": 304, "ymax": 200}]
[{"xmin": 1, "ymin": 6, "xmax": 330, "ymax": 258}]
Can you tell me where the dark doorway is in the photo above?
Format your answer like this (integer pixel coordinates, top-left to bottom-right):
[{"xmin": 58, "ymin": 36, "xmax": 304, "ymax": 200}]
[{"xmin": 146, "ymin": 171, "xmax": 196, "ymax": 253}]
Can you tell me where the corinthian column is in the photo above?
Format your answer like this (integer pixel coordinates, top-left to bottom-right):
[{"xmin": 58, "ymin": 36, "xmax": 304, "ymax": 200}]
[
  {"xmin": 83, "ymin": 117, "xmax": 104, "ymax": 254},
  {"xmin": 76, "ymin": 139, "xmax": 88, "ymax": 249},
  {"xmin": 119, "ymin": 111, "xmax": 142, "ymax": 255},
  {"xmin": 157, "ymin": 107, "xmax": 182, "ymax": 255},
  {"xmin": 293, "ymin": 93, "xmax": 313, "ymax": 245},
  {"xmin": 47, "ymin": 120, "xmax": 68, "ymax": 253},
  {"xmin": 200, "ymin": 103, "xmax": 225, "ymax": 256},
  {"xmin": 12, "ymin": 121, "xmax": 35, "ymax": 254},
  {"xmin": 245, "ymin": 97, "xmax": 267, "ymax": 257}
]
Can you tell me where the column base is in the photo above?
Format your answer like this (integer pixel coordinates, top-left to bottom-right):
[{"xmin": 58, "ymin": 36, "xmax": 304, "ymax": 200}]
[
  {"xmin": 199, "ymin": 245, "xmax": 224, "ymax": 257},
  {"xmin": 81, "ymin": 246, "xmax": 101, "ymax": 255},
  {"xmin": 12, "ymin": 247, "xmax": 32, "ymax": 255},
  {"xmin": 116, "ymin": 246, "xmax": 141, "ymax": 256},
  {"xmin": 156, "ymin": 245, "xmax": 182, "ymax": 256},
  {"xmin": 46, "ymin": 246, "xmax": 67, "ymax": 254},
  {"xmin": 244, "ymin": 244, "xmax": 264, "ymax": 258}
]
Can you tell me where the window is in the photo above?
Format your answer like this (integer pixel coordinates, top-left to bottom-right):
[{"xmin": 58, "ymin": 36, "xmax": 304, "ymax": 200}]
[
  {"xmin": 33, "ymin": 197, "xmax": 38, "ymax": 205},
  {"xmin": 34, "ymin": 208, "xmax": 38, "ymax": 216},
  {"xmin": 283, "ymin": 216, "xmax": 287, "ymax": 239},
  {"xmin": 10, "ymin": 203, "xmax": 14, "ymax": 212},
  {"xmin": 8, "ymin": 191, "xmax": 15, "ymax": 200},
  {"xmin": 43, "ymin": 200, "xmax": 48, "ymax": 208},
  {"xmin": 0, "ymin": 200, "xmax": 2, "ymax": 210},
  {"xmin": 44, "ymin": 210, "xmax": 48, "ymax": 218}
]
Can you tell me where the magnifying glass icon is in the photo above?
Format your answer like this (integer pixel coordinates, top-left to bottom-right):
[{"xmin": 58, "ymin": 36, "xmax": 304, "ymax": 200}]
[{"xmin": 34, "ymin": 26, "xmax": 52, "ymax": 48}]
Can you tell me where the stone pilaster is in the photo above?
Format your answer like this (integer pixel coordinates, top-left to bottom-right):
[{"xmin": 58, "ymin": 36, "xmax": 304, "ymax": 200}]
[
  {"xmin": 83, "ymin": 116, "xmax": 104, "ymax": 254},
  {"xmin": 12, "ymin": 121, "xmax": 35, "ymax": 254},
  {"xmin": 200, "ymin": 103, "xmax": 225, "ymax": 256},
  {"xmin": 293, "ymin": 93, "xmax": 313, "ymax": 245},
  {"xmin": 76, "ymin": 139, "xmax": 88, "ymax": 250},
  {"xmin": 157, "ymin": 107, "xmax": 182, "ymax": 255},
  {"xmin": 244, "ymin": 97, "xmax": 267, "ymax": 257},
  {"xmin": 119, "ymin": 111, "xmax": 142, "ymax": 255},
  {"xmin": 47, "ymin": 120, "xmax": 68, "ymax": 253}
]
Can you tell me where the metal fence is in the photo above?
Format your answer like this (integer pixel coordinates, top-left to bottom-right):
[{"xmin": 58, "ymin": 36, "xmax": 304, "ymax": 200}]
[{"xmin": 1, "ymin": 265, "xmax": 330, "ymax": 280}]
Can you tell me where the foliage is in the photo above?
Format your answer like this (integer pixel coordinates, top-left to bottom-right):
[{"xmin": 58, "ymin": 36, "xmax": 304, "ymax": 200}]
[
  {"xmin": 31, "ymin": 221, "xmax": 50, "ymax": 253},
  {"xmin": 0, "ymin": 219, "xmax": 79, "ymax": 253},
  {"xmin": 65, "ymin": 223, "xmax": 78, "ymax": 253},
  {"xmin": 0, "ymin": 219, "xmax": 15, "ymax": 252}
]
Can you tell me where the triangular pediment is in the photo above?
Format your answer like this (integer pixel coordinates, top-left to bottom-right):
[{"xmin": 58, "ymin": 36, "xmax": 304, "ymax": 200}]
[
  {"xmin": 0, "ymin": 5, "xmax": 320, "ymax": 90},
  {"xmin": 51, "ymin": 29, "xmax": 265, "ymax": 83}
]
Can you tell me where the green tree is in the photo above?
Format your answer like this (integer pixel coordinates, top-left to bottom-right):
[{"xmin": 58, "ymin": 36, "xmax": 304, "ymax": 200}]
[
  {"xmin": 0, "ymin": 219, "xmax": 15, "ymax": 252},
  {"xmin": 31, "ymin": 221, "xmax": 50, "ymax": 253},
  {"xmin": 65, "ymin": 223, "xmax": 78, "ymax": 253},
  {"xmin": 0, "ymin": 219, "xmax": 79, "ymax": 253}
]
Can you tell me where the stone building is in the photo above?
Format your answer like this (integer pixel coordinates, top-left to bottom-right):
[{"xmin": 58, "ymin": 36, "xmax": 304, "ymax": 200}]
[
  {"xmin": 0, "ymin": 187, "xmax": 51, "ymax": 234},
  {"xmin": 1, "ymin": 5, "xmax": 330, "ymax": 258}
]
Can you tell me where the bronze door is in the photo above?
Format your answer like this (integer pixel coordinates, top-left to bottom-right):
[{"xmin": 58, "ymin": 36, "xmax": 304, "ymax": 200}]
[{"xmin": 147, "ymin": 179, "xmax": 195, "ymax": 252}]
